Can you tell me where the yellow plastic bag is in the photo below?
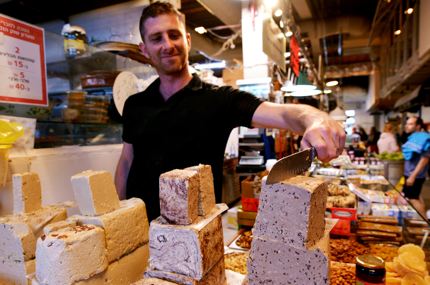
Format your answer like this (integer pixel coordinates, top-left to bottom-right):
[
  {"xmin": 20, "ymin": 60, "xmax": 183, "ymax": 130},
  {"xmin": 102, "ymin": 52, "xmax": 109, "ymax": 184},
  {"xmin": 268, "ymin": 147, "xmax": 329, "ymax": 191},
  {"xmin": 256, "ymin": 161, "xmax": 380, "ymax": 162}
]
[
  {"xmin": 0, "ymin": 119, "xmax": 24, "ymax": 187},
  {"xmin": 0, "ymin": 119, "xmax": 24, "ymax": 145}
]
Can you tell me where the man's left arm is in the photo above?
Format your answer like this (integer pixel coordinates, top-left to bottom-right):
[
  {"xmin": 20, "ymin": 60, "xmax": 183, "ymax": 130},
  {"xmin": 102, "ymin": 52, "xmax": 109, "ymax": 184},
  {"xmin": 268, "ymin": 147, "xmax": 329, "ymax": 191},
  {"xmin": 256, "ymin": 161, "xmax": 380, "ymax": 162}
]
[{"xmin": 251, "ymin": 101, "xmax": 345, "ymax": 162}]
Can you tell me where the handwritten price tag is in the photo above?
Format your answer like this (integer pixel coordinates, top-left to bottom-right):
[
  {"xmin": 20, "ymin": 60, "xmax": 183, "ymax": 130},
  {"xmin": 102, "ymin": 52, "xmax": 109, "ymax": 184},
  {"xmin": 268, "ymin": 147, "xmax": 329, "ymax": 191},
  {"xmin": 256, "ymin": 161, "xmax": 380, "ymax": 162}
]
[{"xmin": 0, "ymin": 13, "xmax": 47, "ymax": 106}]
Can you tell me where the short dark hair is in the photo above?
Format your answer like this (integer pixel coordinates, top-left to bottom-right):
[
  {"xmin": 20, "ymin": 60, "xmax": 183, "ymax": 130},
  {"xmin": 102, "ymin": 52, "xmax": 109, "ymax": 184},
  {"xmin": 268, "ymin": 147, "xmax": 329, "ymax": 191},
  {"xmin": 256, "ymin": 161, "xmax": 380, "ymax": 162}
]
[
  {"xmin": 139, "ymin": 1, "xmax": 184, "ymax": 41},
  {"xmin": 415, "ymin": 116, "xmax": 425, "ymax": 130}
]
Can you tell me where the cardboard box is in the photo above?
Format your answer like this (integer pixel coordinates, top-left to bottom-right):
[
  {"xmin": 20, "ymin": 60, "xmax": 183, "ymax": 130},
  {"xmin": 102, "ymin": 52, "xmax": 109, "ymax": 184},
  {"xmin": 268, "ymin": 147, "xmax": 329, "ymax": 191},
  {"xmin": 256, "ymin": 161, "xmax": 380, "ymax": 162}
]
[
  {"xmin": 241, "ymin": 177, "xmax": 255, "ymax": 198},
  {"xmin": 241, "ymin": 196, "xmax": 259, "ymax": 212},
  {"xmin": 237, "ymin": 207, "xmax": 257, "ymax": 227},
  {"xmin": 330, "ymin": 207, "xmax": 357, "ymax": 236}
]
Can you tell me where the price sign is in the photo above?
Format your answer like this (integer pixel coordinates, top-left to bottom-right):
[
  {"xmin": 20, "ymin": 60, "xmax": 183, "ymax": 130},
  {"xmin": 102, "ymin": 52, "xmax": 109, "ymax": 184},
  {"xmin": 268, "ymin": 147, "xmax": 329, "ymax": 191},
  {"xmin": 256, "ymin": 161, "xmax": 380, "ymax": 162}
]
[{"xmin": 0, "ymin": 14, "xmax": 47, "ymax": 106}]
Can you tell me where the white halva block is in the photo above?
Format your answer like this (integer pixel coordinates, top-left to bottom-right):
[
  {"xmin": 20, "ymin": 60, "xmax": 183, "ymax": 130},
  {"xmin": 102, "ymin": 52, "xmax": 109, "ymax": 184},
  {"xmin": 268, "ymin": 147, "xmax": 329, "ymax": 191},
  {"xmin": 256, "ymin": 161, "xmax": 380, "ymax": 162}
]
[
  {"xmin": 43, "ymin": 219, "xmax": 78, "ymax": 235},
  {"xmin": 75, "ymin": 198, "xmax": 149, "ymax": 262},
  {"xmin": 0, "ymin": 258, "xmax": 34, "ymax": 285},
  {"xmin": 13, "ymin": 172, "xmax": 42, "ymax": 214},
  {"xmin": 74, "ymin": 243, "xmax": 149, "ymax": 285},
  {"xmin": 247, "ymin": 230, "xmax": 330, "ymax": 285},
  {"xmin": 36, "ymin": 225, "xmax": 108, "ymax": 285},
  {"xmin": 253, "ymin": 176, "xmax": 327, "ymax": 248},
  {"xmin": 159, "ymin": 169, "xmax": 199, "ymax": 225},
  {"xmin": 149, "ymin": 205, "xmax": 226, "ymax": 280},
  {"xmin": 71, "ymin": 170, "xmax": 120, "ymax": 216},
  {"xmin": 0, "ymin": 219, "xmax": 36, "ymax": 262},
  {"xmin": 21, "ymin": 205, "xmax": 67, "ymax": 239}
]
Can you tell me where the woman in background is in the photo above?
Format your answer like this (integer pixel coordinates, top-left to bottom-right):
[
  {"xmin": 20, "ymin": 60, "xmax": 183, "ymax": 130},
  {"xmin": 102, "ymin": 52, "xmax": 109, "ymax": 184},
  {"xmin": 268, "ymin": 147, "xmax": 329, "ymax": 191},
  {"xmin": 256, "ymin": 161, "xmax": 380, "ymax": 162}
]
[{"xmin": 377, "ymin": 122, "xmax": 400, "ymax": 153}]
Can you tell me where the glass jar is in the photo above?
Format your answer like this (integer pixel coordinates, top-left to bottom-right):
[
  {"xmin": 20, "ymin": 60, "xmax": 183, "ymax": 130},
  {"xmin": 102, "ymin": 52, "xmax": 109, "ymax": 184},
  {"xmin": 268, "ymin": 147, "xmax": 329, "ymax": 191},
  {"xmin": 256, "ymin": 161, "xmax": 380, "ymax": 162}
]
[
  {"xmin": 62, "ymin": 24, "xmax": 87, "ymax": 58},
  {"xmin": 356, "ymin": 254, "xmax": 385, "ymax": 285}
]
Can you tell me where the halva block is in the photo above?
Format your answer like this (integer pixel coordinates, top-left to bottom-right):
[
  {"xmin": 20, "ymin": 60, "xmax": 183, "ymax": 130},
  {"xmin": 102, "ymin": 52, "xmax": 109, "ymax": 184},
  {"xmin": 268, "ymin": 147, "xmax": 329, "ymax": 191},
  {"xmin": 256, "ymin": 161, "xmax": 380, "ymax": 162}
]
[
  {"xmin": 71, "ymin": 170, "xmax": 120, "ymax": 216},
  {"xmin": 253, "ymin": 176, "xmax": 327, "ymax": 248},
  {"xmin": 36, "ymin": 225, "xmax": 108, "ymax": 285},
  {"xmin": 75, "ymin": 198, "xmax": 149, "ymax": 262},
  {"xmin": 185, "ymin": 165, "xmax": 216, "ymax": 216},
  {"xmin": 13, "ymin": 172, "xmax": 42, "ymax": 214},
  {"xmin": 159, "ymin": 169, "xmax": 199, "ymax": 225}
]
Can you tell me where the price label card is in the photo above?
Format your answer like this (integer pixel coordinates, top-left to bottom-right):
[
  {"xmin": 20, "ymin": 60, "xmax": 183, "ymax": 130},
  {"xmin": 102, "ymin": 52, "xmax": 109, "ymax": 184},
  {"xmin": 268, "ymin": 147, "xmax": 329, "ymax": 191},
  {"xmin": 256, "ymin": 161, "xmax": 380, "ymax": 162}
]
[{"xmin": 0, "ymin": 14, "xmax": 47, "ymax": 106}]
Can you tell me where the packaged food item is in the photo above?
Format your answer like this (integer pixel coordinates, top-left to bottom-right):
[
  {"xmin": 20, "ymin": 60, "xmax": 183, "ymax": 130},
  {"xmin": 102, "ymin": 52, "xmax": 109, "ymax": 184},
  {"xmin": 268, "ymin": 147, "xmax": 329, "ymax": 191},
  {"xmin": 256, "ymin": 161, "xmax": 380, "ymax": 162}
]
[
  {"xmin": 62, "ymin": 24, "xmax": 87, "ymax": 58},
  {"xmin": 355, "ymin": 254, "xmax": 385, "ymax": 284}
]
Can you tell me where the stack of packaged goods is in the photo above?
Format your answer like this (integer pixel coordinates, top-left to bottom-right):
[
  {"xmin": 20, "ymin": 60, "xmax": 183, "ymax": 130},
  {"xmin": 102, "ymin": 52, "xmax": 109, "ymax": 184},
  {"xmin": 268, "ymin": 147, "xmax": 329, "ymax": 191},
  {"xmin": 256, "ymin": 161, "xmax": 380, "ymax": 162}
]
[
  {"xmin": 137, "ymin": 165, "xmax": 228, "ymax": 284},
  {"xmin": 238, "ymin": 172, "xmax": 266, "ymax": 227},
  {"xmin": 0, "ymin": 172, "xmax": 68, "ymax": 285},
  {"xmin": 356, "ymin": 215, "xmax": 403, "ymax": 245},
  {"xmin": 32, "ymin": 170, "xmax": 150, "ymax": 285},
  {"xmin": 248, "ymin": 176, "xmax": 330, "ymax": 284}
]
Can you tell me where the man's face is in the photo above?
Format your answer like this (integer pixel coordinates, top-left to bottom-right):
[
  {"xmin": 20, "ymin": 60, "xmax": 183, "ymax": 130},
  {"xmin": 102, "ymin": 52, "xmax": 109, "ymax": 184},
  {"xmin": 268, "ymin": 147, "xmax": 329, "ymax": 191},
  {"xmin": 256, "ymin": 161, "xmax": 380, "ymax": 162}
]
[
  {"xmin": 139, "ymin": 13, "xmax": 191, "ymax": 75},
  {"xmin": 405, "ymin": 117, "xmax": 419, "ymax": 134}
]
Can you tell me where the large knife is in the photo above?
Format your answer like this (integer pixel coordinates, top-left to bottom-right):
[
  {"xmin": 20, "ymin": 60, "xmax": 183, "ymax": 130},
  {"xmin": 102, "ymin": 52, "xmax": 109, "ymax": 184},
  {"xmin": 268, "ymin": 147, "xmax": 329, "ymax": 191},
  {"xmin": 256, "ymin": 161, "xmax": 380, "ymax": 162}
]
[{"xmin": 266, "ymin": 147, "xmax": 317, "ymax": 184}]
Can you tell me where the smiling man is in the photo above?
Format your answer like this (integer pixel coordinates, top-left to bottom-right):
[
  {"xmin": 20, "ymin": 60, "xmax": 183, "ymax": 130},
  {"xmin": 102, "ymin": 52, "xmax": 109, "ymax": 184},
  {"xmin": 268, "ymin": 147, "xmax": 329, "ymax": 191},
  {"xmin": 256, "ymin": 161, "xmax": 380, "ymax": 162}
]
[{"xmin": 115, "ymin": 1, "xmax": 345, "ymax": 221}]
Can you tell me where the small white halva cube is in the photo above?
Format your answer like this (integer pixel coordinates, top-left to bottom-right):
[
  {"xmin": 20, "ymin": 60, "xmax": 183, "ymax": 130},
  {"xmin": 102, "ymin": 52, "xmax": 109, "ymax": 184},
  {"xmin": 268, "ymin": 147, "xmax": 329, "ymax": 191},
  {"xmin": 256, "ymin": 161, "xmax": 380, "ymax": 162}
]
[
  {"xmin": 21, "ymin": 205, "xmax": 68, "ymax": 239},
  {"xmin": 159, "ymin": 169, "xmax": 199, "ymax": 225},
  {"xmin": 149, "ymin": 205, "xmax": 225, "ymax": 280},
  {"xmin": 253, "ymin": 175, "xmax": 328, "ymax": 248},
  {"xmin": 36, "ymin": 225, "xmax": 108, "ymax": 285},
  {"xmin": 71, "ymin": 170, "xmax": 120, "ymax": 216},
  {"xmin": 185, "ymin": 164, "xmax": 216, "ymax": 217},
  {"xmin": 75, "ymin": 197, "xmax": 149, "ymax": 262},
  {"xmin": 0, "ymin": 258, "xmax": 35, "ymax": 285},
  {"xmin": 0, "ymin": 218, "xmax": 36, "ymax": 262},
  {"xmin": 13, "ymin": 172, "xmax": 42, "ymax": 214}
]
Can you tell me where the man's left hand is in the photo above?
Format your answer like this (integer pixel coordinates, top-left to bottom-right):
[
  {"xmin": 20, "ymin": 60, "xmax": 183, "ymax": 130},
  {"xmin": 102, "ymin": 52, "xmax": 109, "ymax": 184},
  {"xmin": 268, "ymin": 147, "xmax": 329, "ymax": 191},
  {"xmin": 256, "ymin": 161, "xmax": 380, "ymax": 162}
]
[
  {"xmin": 301, "ymin": 118, "xmax": 346, "ymax": 163},
  {"xmin": 406, "ymin": 175, "xmax": 416, "ymax": 186}
]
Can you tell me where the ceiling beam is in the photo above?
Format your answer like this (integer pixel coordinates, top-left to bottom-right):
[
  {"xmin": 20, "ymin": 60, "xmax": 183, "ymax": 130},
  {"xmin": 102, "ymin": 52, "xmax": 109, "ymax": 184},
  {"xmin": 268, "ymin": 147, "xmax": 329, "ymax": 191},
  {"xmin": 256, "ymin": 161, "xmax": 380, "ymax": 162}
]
[
  {"xmin": 291, "ymin": 0, "xmax": 312, "ymax": 20},
  {"xmin": 197, "ymin": 0, "xmax": 241, "ymax": 26}
]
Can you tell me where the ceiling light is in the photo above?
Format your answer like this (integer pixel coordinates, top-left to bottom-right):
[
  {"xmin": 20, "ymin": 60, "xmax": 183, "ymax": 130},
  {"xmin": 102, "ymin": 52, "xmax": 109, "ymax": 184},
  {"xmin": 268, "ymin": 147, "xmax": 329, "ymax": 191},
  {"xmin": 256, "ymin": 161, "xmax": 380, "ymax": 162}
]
[
  {"xmin": 326, "ymin": 80, "xmax": 339, "ymax": 87},
  {"xmin": 193, "ymin": 61, "xmax": 225, "ymax": 70},
  {"xmin": 405, "ymin": 8, "xmax": 414, "ymax": 14},
  {"xmin": 345, "ymin": 110, "xmax": 355, "ymax": 117},
  {"xmin": 284, "ymin": 52, "xmax": 291, "ymax": 58},
  {"xmin": 274, "ymin": 9, "xmax": 283, "ymax": 17},
  {"xmin": 394, "ymin": 29, "xmax": 401, "ymax": 36},
  {"xmin": 279, "ymin": 21, "xmax": 284, "ymax": 28},
  {"xmin": 285, "ymin": 30, "xmax": 293, "ymax": 38},
  {"xmin": 194, "ymin": 26, "xmax": 207, "ymax": 34},
  {"xmin": 323, "ymin": 89, "xmax": 332, "ymax": 94}
]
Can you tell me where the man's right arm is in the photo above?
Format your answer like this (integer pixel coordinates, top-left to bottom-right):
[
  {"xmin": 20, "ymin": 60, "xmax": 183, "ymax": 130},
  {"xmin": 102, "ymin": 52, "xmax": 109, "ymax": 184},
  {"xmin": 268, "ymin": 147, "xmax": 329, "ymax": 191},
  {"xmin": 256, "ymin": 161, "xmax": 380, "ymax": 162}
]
[{"xmin": 115, "ymin": 142, "xmax": 133, "ymax": 200}]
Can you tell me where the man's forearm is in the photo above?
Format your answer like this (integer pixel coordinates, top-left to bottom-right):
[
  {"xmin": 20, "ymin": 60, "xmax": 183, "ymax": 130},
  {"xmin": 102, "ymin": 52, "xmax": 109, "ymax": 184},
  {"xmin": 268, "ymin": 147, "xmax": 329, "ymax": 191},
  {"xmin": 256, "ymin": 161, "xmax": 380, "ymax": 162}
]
[{"xmin": 410, "ymin": 156, "xmax": 430, "ymax": 178}]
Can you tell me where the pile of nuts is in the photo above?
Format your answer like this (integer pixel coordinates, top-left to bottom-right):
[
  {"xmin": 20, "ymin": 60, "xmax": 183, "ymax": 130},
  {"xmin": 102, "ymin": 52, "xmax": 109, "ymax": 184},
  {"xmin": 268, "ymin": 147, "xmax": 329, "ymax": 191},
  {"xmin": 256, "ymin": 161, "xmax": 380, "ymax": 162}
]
[
  {"xmin": 369, "ymin": 244, "xmax": 398, "ymax": 262},
  {"xmin": 236, "ymin": 230, "xmax": 253, "ymax": 249},
  {"xmin": 330, "ymin": 262, "xmax": 356, "ymax": 285},
  {"xmin": 330, "ymin": 238, "xmax": 369, "ymax": 263},
  {"xmin": 224, "ymin": 252, "xmax": 248, "ymax": 274}
]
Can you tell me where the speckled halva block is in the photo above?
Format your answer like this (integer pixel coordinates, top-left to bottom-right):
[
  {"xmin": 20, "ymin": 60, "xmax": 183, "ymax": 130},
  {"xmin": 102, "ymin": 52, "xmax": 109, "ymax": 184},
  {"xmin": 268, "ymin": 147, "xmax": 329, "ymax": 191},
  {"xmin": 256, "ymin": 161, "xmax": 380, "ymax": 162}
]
[{"xmin": 253, "ymin": 175, "xmax": 327, "ymax": 248}]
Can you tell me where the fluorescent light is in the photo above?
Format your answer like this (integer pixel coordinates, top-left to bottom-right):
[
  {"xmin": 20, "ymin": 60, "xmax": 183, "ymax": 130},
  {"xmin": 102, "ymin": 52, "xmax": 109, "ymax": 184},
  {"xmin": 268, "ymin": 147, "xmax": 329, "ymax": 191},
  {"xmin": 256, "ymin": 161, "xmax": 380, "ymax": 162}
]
[
  {"xmin": 274, "ymin": 9, "xmax": 283, "ymax": 17},
  {"xmin": 323, "ymin": 89, "xmax": 332, "ymax": 94},
  {"xmin": 326, "ymin": 80, "xmax": 338, "ymax": 87},
  {"xmin": 193, "ymin": 61, "xmax": 225, "ymax": 70},
  {"xmin": 281, "ymin": 82, "xmax": 316, "ymax": 92},
  {"xmin": 194, "ymin": 26, "xmax": 207, "ymax": 34},
  {"xmin": 236, "ymin": 77, "xmax": 272, "ymax": 85},
  {"xmin": 285, "ymin": 89, "xmax": 322, "ymax": 97},
  {"xmin": 345, "ymin": 110, "xmax": 355, "ymax": 117},
  {"xmin": 279, "ymin": 21, "xmax": 284, "ymax": 28},
  {"xmin": 284, "ymin": 52, "xmax": 291, "ymax": 58}
]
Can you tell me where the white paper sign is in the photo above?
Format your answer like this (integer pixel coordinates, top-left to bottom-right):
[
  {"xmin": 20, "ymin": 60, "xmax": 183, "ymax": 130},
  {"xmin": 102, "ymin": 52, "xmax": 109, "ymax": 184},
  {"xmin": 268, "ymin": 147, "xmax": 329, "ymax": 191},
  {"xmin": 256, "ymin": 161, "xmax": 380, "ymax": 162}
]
[{"xmin": 0, "ymin": 14, "xmax": 47, "ymax": 106}]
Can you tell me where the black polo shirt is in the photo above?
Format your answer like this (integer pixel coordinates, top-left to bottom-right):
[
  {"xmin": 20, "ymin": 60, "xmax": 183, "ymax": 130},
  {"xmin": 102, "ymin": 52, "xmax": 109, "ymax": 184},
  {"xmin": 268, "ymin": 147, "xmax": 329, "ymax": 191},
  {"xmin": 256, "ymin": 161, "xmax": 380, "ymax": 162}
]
[{"xmin": 122, "ymin": 74, "xmax": 262, "ymax": 221}]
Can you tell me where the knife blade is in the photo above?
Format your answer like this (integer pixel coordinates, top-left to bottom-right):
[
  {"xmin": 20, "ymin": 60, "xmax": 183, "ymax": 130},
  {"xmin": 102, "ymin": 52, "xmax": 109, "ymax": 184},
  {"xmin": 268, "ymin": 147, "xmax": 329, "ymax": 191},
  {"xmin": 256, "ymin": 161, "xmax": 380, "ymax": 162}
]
[{"xmin": 266, "ymin": 147, "xmax": 317, "ymax": 184}]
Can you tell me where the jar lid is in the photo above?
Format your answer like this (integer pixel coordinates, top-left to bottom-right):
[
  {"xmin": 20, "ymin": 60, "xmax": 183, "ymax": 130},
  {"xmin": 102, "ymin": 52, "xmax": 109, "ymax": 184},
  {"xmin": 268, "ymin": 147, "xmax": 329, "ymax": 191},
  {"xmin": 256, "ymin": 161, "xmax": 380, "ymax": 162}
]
[{"xmin": 356, "ymin": 254, "xmax": 385, "ymax": 269}]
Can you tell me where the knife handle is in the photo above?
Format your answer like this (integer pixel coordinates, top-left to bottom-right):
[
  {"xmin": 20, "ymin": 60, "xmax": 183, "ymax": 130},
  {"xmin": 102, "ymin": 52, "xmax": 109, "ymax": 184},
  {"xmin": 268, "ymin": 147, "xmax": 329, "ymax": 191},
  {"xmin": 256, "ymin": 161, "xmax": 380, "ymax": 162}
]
[{"xmin": 310, "ymin": 147, "xmax": 317, "ymax": 161}]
